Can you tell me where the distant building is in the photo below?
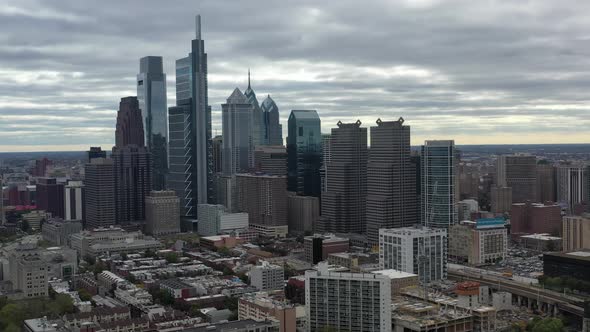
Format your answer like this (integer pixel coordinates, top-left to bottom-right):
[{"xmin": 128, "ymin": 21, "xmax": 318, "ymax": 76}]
[
  {"xmin": 421, "ymin": 140, "xmax": 457, "ymax": 230},
  {"xmin": 543, "ymin": 250, "xmax": 590, "ymax": 281},
  {"xmin": 261, "ymin": 95, "xmax": 283, "ymax": 146},
  {"xmin": 145, "ymin": 190, "xmax": 180, "ymax": 236},
  {"xmin": 519, "ymin": 233, "xmax": 562, "ymax": 251},
  {"xmin": 212, "ymin": 135, "xmax": 223, "ymax": 174},
  {"xmin": 371, "ymin": 269, "xmax": 419, "ymax": 296},
  {"xmin": 563, "ymin": 215, "xmax": 590, "ymax": 251},
  {"xmin": 84, "ymin": 158, "xmax": 115, "ymax": 229},
  {"xmin": 254, "ymin": 146, "xmax": 287, "ymax": 176},
  {"xmin": 197, "ymin": 204, "xmax": 248, "ymax": 236},
  {"xmin": 304, "ymin": 234, "xmax": 349, "ymax": 264},
  {"xmin": 186, "ymin": 319, "xmax": 280, "ymax": 332},
  {"xmin": 536, "ymin": 164, "xmax": 556, "ymax": 203},
  {"xmin": 22, "ymin": 210, "xmax": 50, "ymax": 230},
  {"xmin": 36, "ymin": 177, "xmax": 65, "ymax": 219},
  {"xmin": 490, "ymin": 186, "xmax": 512, "ymax": 214},
  {"xmin": 222, "ymin": 88, "xmax": 254, "ymax": 175},
  {"xmin": 510, "ymin": 202, "xmax": 562, "ymax": 236},
  {"xmin": 379, "ymin": 226, "xmax": 448, "ymax": 283},
  {"xmin": 64, "ymin": 180, "xmax": 84, "ymax": 221},
  {"xmin": 215, "ymin": 174, "xmax": 237, "ymax": 212},
  {"xmin": 557, "ymin": 165, "xmax": 587, "ymax": 213},
  {"xmin": 200, "ymin": 234, "xmax": 243, "ymax": 250},
  {"xmin": 287, "ymin": 110, "xmax": 322, "ymax": 197},
  {"xmin": 87, "ymin": 147, "xmax": 106, "ymax": 163},
  {"xmin": 305, "ymin": 262, "xmax": 392, "ymax": 332},
  {"xmin": 449, "ymin": 218, "xmax": 507, "ymax": 265},
  {"xmin": 250, "ymin": 261, "xmax": 284, "ymax": 291},
  {"xmin": 8, "ymin": 243, "xmax": 48, "ymax": 298},
  {"xmin": 496, "ymin": 154, "xmax": 537, "ymax": 203},
  {"xmin": 236, "ymin": 173, "xmax": 288, "ymax": 237},
  {"xmin": 457, "ymin": 199, "xmax": 479, "ymax": 221},
  {"xmin": 70, "ymin": 227, "xmax": 162, "ymax": 257},
  {"xmin": 41, "ymin": 217, "xmax": 83, "ymax": 246},
  {"xmin": 287, "ymin": 194, "xmax": 319, "ymax": 234}
]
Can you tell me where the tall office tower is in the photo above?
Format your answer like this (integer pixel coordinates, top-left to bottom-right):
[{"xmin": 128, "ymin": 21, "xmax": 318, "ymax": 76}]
[
  {"xmin": 490, "ymin": 186, "xmax": 512, "ymax": 214},
  {"xmin": 137, "ymin": 56, "xmax": 168, "ymax": 190},
  {"xmin": 261, "ymin": 95, "xmax": 283, "ymax": 146},
  {"xmin": 536, "ymin": 163, "xmax": 556, "ymax": 203},
  {"xmin": 379, "ymin": 226, "xmax": 448, "ymax": 283},
  {"xmin": 254, "ymin": 146, "xmax": 287, "ymax": 176},
  {"xmin": 145, "ymin": 190, "xmax": 180, "ymax": 236},
  {"xmin": 0, "ymin": 176, "xmax": 4, "ymax": 224},
  {"xmin": 366, "ymin": 118, "xmax": 417, "ymax": 244},
  {"xmin": 222, "ymin": 88, "xmax": 254, "ymax": 175},
  {"xmin": 84, "ymin": 158, "xmax": 115, "ymax": 229},
  {"xmin": 36, "ymin": 178, "xmax": 65, "ymax": 218},
  {"xmin": 563, "ymin": 215, "xmax": 590, "ymax": 251},
  {"xmin": 244, "ymin": 71, "xmax": 265, "ymax": 147},
  {"xmin": 318, "ymin": 121, "xmax": 368, "ymax": 234},
  {"xmin": 212, "ymin": 135, "xmax": 223, "ymax": 174},
  {"xmin": 64, "ymin": 180, "xmax": 84, "ymax": 221},
  {"xmin": 87, "ymin": 147, "xmax": 106, "ymax": 163},
  {"xmin": 557, "ymin": 165, "xmax": 587, "ymax": 213},
  {"xmin": 320, "ymin": 134, "xmax": 332, "ymax": 193},
  {"xmin": 411, "ymin": 153, "xmax": 422, "ymax": 223},
  {"xmin": 287, "ymin": 110, "xmax": 322, "ymax": 197},
  {"xmin": 496, "ymin": 154, "xmax": 537, "ymax": 203},
  {"xmin": 421, "ymin": 140, "xmax": 457, "ymax": 230},
  {"xmin": 236, "ymin": 173, "xmax": 288, "ymax": 238},
  {"xmin": 305, "ymin": 262, "xmax": 392, "ymax": 332},
  {"xmin": 168, "ymin": 15, "xmax": 213, "ymax": 218},
  {"xmin": 113, "ymin": 97, "xmax": 152, "ymax": 225}
]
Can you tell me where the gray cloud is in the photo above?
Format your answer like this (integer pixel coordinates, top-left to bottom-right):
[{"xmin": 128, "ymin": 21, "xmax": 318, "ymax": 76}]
[{"xmin": 1, "ymin": 0, "xmax": 590, "ymax": 151}]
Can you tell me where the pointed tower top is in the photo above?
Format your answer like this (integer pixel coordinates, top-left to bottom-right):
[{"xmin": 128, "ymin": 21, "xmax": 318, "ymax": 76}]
[
  {"xmin": 248, "ymin": 69, "xmax": 251, "ymax": 89},
  {"xmin": 195, "ymin": 15, "xmax": 201, "ymax": 40}
]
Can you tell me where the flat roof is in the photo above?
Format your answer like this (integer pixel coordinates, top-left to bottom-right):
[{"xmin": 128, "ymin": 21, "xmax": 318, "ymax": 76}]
[
  {"xmin": 520, "ymin": 233, "xmax": 561, "ymax": 240},
  {"xmin": 372, "ymin": 269, "xmax": 418, "ymax": 279}
]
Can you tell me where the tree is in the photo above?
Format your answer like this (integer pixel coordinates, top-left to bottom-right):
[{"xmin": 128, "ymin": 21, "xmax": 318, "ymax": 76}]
[
  {"xmin": 53, "ymin": 294, "xmax": 74, "ymax": 315},
  {"xmin": 165, "ymin": 252, "xmax": 179, "ymax": 263},
  {"xmin": 77, "ymin": 288, "xmax": 92, "ymax": 302},
  {"xmin": 528, "ymin": 317, "xmax": 564, "ymax": 332},
  {"xmin": 0, "ymin": 303, "xmax": 25, "ymax": 329},
  {"xmin": 4, "ymin": 323, "xmax": 20, "ymax": 332},
  {"xmin": 223, "ymin": 297, "xmax": 239, "ymax": 311},
  {"xmin": 93, "ymin": 260, "xmax": 107, "ymax": 275},
  {"xmin": 145, "ymin": 249, "xmax": 156, "ymax": 257}
]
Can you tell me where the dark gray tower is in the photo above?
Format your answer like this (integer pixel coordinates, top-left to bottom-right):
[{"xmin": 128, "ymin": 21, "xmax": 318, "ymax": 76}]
[
  {"xmin": 137, "ymin": 56, "xmax": 168, "ymax": 190},
  {"xmin": 261, "ymin": 95, "xmax": 283, "ymax": 146},
  {"xmin": 318, "ymin": 120, "xmax": 368, "ymax": 234},
  {"xmin": 244, "ymin": 70, "xmax": 264, "ymax": 147},
  {"xmin": 366, "ymin": 118, "xmax": 418, "ymax": 244},
  {"xmin": 287, "ymin": 110, "xmax": 322, "ymax": 197},
  {"xmin": 85, "ymin": 158, "xmax": 115, "ymax": 229}
]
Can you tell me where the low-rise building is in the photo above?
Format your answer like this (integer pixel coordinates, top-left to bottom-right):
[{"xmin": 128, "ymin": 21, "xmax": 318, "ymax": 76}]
[
  {"xmin": 519, "ymin": 233, "xmax": 562, "ymax": 251},
  {"xmin": 449, "ymin": 218, "xmax": 507, "ymax": 266},
  {"xmin": 391, "ymin": 297, "xmax": 473, "ymax": 332},
  {"xmin": 197, "ymin": 204, "xmax": 248, "ymax": 236},
  {"xmin": 187, "ymin": 319, "xmax": 280, "ymax": 332},
  {"xmin": 543, "ymin": 250, "xmax": 590, "ymax": 280},
  {"xmin": 41, "ymin": 217, "xmax": 83, "ymax": 246},
  {"xmin": 238, "ymin": 292, "xmax": 299, "ymax": 332},
  {"xmin": 160, "ymin": 278, "xmax": 198, "ymax": 299},
  {"xmin": 371, "ymin": 269, "xmax": 419, "ymax": 296},
  {"xmin": 70, "ymin": 227, "xmax": 162, "ymax": 257},
  {"xmin": 200, "ymin": 234, "xmax": 244, "ymax": 250},
  {"xmin": 250, "ymin": 261, "xmax": 284, "ymax": 291},
  {"xmin": 563, "ymin": 214, "xmax": 590, "ymax": 251},
  {"xmin": 304, "ymin": 234, "xmax": 349, "ymax": 264}
]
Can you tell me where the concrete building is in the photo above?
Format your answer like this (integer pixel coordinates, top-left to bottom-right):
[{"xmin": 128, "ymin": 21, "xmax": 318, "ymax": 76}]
[
  {"xmin": 236, "ymin": 173, "xmax": 288, "ymax": 237},
  {"xmin": 366, "ymin": 118, "xmax": 418, "ymax": 244},
  {"xmin": 41, "ymin": 217, "xmax": 83, "ymax": 246},
  {"xmin": 490, "ymin": 186, "xmax": 512, "ymax": 214},
  {"xmin": 238, "ymin": 292, "xmax": 297, "ymax": 332},
  {"xmin": 496, "ymin": 154, "xmax": 537, "ymax": 203},
  {"xmin": 36, "ymin": 177, "xmax": 65, "ymax": 219},
  {"xmin": 254, "ymin": 146, "xmax": 287, "ymax": 176},
  {"xmin": 145, "ymin": 190, "xmax": 180, "ymax": 236},
  {"xmin": 137, "ymin": 56, "xmax": 168, "ymax": 190},
  {"xmin": 304, "ymin": 234, "xmax": 349, "ymax": 264},
  {"xmin": 458, "ymin": 199, "xmax": 479, "ymax": 221},
  {"xmin": 391, "ymin": 297, "xmax": 473, "ymax": 332},
  {"xmin": 70, "ymin": 227, "xmax": 162, "ymax": 257},
  {"xmin": 305, "ymin": 262, "xmax": 392, "ymax": 332},
  {"xmin": 510, "ymin": 202, "xmax": 562, "ymax": 236},
  {"xmin": 536, "ymin": 163, "xmax": 556, "ymax": 203},
  {"xmin": 371, "ymin": 269, "xmax": 419, "ymax": 296},
  {"xmin": 319, "ymin": 120, "xmax": 368, "ymax": 234},
  {"xmin": 222, "ymin": 88, "xmax": 254, "ymax": 175},
  {"xmin": 287, "ymin": 110, "xmax": 322, "ymax": 197},
  {"xmin": 379, "ymin": 226, "xmax": 448, "ymax": 283},
  {"xmin": 449, "ymin": 218, "xmax": 507, "ymax": 266},
  {"xmin": 64, "ymin": 180, "xmax": 84, "ymax": 221},
  {"xmin": 421, "ymin": 140, "xmax": 457, "ymax": 230},
  {"xmin": 563, "ymin": 214, "xmax": 590, "ymax": 251},
  {"xmin": 250, "ymin": 261, "xmax": 284, "ymax": 291},
  {"xmin": 543, "ymin": 250, "xmax": 590, "ymax": 281},
  {"xmin": 84, "ymin": 158, "xmax": 116, "ymax": 229},
  {"xmin": 519, "ymin": 233, "xmax": 562, "ymax": 251},
  {"xmin": 199, "ymin": 234, "xmax": 243, "ymax": 250},
  {"xmin": 216, "ymin": 174, "xmax": 237, "ymax": 212},
  {"xmin": 287, "ymin": 194, "xmax": 319, "ymax": 234},
  {"xmin": 557, "ymin": 165, "xmax": 587, "ymax": 213},
  {"xmin": 197, "ymin": 204, "xmax": 248, "ymax": 236}
]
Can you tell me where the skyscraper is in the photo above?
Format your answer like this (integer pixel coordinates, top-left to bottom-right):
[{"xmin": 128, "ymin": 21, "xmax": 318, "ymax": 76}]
[
  {"xmin": 366, "ymin": 118, "xmax": 418, "ymax": 244},
  {"xmin": 421, "ymin": 140, "xmax": 457, "ymax": 229},
  {"xmin": 536, "ymin": 163, "xmax": 556, "ymax": 203},
  {"xmin": 36, "ymin": 178, "xmax": 65, "ymax": 218},
  {"xmin": 87, "ymin": 147, "xmax": 106, "ymax": 163},
  {"xmin": 261, "ymin": 95, "xmax": 283, "ymax": 146},
  {"xmin": 496, "ymin": 154, "xmax": 537, "ymax": 203},
  {"xmin": 557, "ymin": 165, "xmax": 587, "ymax": 212},
  {"xmin": 112, "ymin": 97, "xmax": 152, "ymax": 226},
  {"xmin": 84, "ymin": 158, "xmax": 115, "ymax": 229},
  {"xmin": 318, "ymin": 120, "xmax": 367, "ymax": 234},
  {"xmin": 64, "ymin": 180, "xmax": 84, "ymax": 221},
  {"xmin": 254, "ymin": 145, "xmax": 287, "ymax": 176},
  {"xmin": 287, "ymin": 110, "xmax": 322, "ymax": 197},
  {"xmin": 168, "ymin": 15, "xmax": 213, "ymax": 217},
  {"xmin": 222, "ymin": 88, "xmax": 254, "ymax": 175},
  {"xmin": 137, "ymin": 56, "xmax": 168, "ymax": 190},
  {"xmin": 244, "ymin": 70, "xmax": 264, "ymax": 147}
]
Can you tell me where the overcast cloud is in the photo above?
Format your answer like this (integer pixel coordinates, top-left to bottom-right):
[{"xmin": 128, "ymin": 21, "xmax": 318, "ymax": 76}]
[{"xmin": 1, "ymin": 0, "xmax": 590, "ymax": 151}]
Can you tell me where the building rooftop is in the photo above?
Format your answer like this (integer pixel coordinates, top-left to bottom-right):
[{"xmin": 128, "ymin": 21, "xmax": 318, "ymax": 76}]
[
  {"xmin": 372, "ymin": 269, "xmax": 418, "ymax": 279},
  {"xmin": 520, "ymin": 233, "xmax": 561, "ymax": 241}
]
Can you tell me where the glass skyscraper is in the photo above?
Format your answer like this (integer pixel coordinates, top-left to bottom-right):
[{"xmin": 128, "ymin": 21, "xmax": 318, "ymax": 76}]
[
  {"xmin": 287, "ymin": 110, "xmax": 322, "ymax": 197},
  {"xmin": 421, "ymin": 140, "xmax": 457, "ymax": 229},
  {"xmin": 137, "ymin": 56, "xmax": 167, "ymax": 190}
]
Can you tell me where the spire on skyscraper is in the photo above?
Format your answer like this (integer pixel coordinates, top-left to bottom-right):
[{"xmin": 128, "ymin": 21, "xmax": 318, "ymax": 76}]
[{"xmin": 248, "ymin": 68, "xmax": 251, "ymax": 89}]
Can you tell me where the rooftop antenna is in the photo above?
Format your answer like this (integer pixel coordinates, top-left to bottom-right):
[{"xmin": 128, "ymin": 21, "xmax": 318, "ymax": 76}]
[
  {"xmin": 195, "ymin": 15, "xmax": 201, "ymax": 40},
  {"xmin": 248, "ymin": 68, "xmax": 251, "ymax": 89}
]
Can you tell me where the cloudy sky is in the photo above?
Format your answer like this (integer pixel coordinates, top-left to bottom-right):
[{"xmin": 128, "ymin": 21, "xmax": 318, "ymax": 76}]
[{"xmin": 1, "ymin": 0, "xmax": 590, "ymax": 152}]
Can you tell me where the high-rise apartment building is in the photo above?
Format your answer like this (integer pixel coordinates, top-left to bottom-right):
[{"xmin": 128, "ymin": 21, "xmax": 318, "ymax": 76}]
[
  {"xmin": 145, "ymin": 190, "xmax": 180, "ymax": 236},
  {"xmin": 366, "ymin": 118, "xmax": 417, "ymax": 244},
  {"xmin": 64, "ymin": 180, "xmax": 84, "ymax": 221},
  {"xmin": 250, "ymin": 261, "xmax": 284, "ymax": 291},
  {"xmin": 287, "ymin": 110, "xmax": 322, "ymax": 197},
  {"xmin": 222, "ymin": 88, "xmax": 254, "ymax": 175},
  {"xmin": 319, "ymin": 121, "xmax": 367, "ymax": 234},
  {"xmin": 305, "ymin": 262, "xmax": 392, "ymax": 332},
  {"xmin": 536, "ymin": 163, "xmax": 556, "ymax": 203},
  {"xmin": 562, "ymin": 215, "xmax": 590, "ymax": 251},
  {"xmin": 84, "ymin": 158, "xmax": 115, "ymax": 229},
  {"xmin": 421, "ymin": 140, "xmax": 457, "ymax": 230},
  {"xmin": 254, "ymin": 145, "xmax": 287, "ymax": 176},
  {"xmin": 168, "ymin": 15, "xmax": 213, "ymax": 218},
  {"xmin": 557, "ymin": 165, "xmax": 587, "ymax": 213},
  {"xmin": 491, "ymin": 186, "xmax": 512, "ymax": 214},
  {"xmin": 261, "ymin": 95, "xmax": 283, "ymax": 146},
  {"xmin": 496, "ymin": 155, "xmax": 537, "ymax": 203},
  {"xmin": 379, "ymin": 226, "xmax": 448, "ymax": 283},
  {"xmin": 36, "ymin": 177, "xmax": 65, "ymax": 218},
  {"xmin": 137, "ymin": 56, "xmax": 168, "ymax": 190},
  {"xmin": 197, "ymin": 203, "xmax": 248, "ymax": 236},
  {"xmin": 236, "ymin": 173, "xmax": 288, "ymax": 237}
]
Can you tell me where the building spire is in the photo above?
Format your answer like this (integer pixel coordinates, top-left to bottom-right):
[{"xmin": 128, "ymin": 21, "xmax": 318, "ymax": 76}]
[
  {"xmin": 248, "ymin": 68, "xmax": 251, "ymax": 89},
  {"xmin": 195, "ymin": 15, "xmax": 201, "ymax": 40}
]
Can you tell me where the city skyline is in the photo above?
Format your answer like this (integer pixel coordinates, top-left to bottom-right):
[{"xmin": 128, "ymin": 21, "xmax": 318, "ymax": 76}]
[{"xmin": 2, "ymin": 1, "xmax": 590, "ymax": 152}]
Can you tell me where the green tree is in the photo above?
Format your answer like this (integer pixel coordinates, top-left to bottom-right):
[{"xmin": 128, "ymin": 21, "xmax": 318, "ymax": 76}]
[
  {"xmin": 77, "ymin": 288, "xmax": 92, "ymax": 302},
  {"xmin": 528, "ymin": 317, "xmax": 564, "ymax": 332},
  {"xmin": 4, "ymin": 323, "xmax": 20, "ymax": 332},
  {"xmin": 165, "ymin": 252, "xmax": 179, "ymax": 263},
  {"xmin": 53, "ymin": 294, "xmax": 74, "ymax": 315},
  {"xmin": 93, "ymin": 260, "xmax": 107, "ymax": 275},
  {"xmin": 0, "ymin": 303, "xmax": 25, "ymax": 328}
]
